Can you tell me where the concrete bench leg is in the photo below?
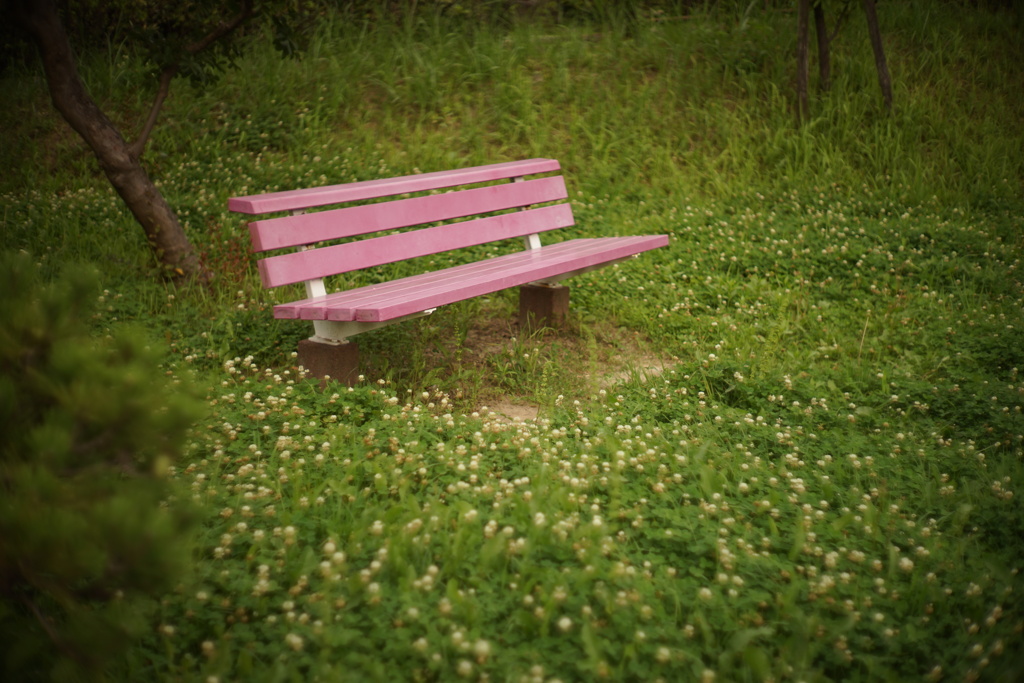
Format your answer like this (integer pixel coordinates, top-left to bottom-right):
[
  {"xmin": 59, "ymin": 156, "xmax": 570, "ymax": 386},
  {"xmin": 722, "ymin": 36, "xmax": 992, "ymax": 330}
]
[
  {"xmin": 298, "ymin": 338, "xmax": 359, "ymax": 385},
  {"xmin": 519, "ymin": 283, "xmax": 569, "ymax": 330}
]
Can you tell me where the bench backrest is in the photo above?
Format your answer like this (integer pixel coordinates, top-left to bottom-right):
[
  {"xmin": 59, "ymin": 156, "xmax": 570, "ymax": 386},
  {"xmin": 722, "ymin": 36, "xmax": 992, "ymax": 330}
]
[{"xmin": 229, "ymin": 158, "xmax": 573, "ymax": 291}]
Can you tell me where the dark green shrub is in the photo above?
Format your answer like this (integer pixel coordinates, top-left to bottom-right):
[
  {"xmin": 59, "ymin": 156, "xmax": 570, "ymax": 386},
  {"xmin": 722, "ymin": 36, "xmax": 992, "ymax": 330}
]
[{"xmin": 0, "ymin": 252, "xmax": 201, "ymax": 681}]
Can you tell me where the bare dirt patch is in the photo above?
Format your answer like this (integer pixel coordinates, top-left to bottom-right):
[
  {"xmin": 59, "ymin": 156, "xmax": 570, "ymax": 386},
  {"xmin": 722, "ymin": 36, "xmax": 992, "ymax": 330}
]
[{"xmin": 453, "ymin": 314, "xmax": 674, "ymax": 421}]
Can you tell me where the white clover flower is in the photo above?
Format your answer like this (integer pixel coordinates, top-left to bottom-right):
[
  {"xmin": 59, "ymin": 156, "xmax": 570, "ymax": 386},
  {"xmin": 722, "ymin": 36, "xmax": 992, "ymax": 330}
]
[
  {"xmin": 557, "ymin": 616, "xmax": 573, "ymax": 632},
  {"xmin": 899, "ymin": 557, "xmax": 914, "ymax": 572},
  {"xmin": 456, "ymin": 660, "xmax": 474, "ymax": 677},
  {"xmin": 699, "ymin": 587, "xmax": 713, "ymax": 601},
  {"xmin": 473, "ymin": 639, "xmax": 492, "ymax": 658},
  {"xmin": 285, "ymin": 633, "xmax": 304, "ymax": 651}
]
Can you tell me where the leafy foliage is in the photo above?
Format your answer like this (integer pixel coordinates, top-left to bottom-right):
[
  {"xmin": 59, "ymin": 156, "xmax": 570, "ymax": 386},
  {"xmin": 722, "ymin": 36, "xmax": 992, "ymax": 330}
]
[{"xmin": 0, "ymin": 252, "xmax": 202, "ymax": 681}]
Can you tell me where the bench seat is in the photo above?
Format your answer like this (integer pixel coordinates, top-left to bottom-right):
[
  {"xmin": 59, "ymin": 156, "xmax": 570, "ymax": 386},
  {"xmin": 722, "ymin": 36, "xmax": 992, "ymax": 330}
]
[{"xmin": 275, "ymin": 235, "xmax": 668, "ymax": 322}]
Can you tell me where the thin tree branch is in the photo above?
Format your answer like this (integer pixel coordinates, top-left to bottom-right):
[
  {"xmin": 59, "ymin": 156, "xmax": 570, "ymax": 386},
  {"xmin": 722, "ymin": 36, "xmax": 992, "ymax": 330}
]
[
  {"xmin": 184, "ymin": 0, "xmax": 255, "ymax": 56},
  {"xmin": 828, "ymin": 0, "xmax": 855, "ymax": 43},
  {"xmin": 130, "ymin": 0, "xmax": 255, "ymax": 158},
  {"xmin": 130, "ymin": 66, "xmax": 176, "ymax": 159}
]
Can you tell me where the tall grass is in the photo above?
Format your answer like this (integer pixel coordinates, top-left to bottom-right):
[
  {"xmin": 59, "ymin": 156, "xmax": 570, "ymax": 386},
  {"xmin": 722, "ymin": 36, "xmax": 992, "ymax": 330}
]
[{"xmin": 4, "ymin": 3, "xmax": 1021, "ymax": 268}]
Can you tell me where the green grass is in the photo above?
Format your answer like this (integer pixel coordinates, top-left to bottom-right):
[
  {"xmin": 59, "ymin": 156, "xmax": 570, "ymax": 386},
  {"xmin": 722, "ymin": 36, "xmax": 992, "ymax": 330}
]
[{"xmin": 2, "ymin": 2, "xmax": 1024, "ymax": 681}]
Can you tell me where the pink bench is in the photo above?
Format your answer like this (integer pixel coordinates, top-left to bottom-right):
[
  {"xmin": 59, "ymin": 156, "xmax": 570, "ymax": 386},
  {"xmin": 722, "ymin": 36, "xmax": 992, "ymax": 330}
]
[{"xmin": 229, "ymin": 158, "xmax": 668, "ymax": 382}]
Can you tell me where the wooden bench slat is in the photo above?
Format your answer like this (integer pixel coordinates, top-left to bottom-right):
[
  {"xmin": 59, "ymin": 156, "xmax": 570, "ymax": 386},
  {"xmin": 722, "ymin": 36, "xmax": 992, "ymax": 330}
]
[
  {"xmin": 249, "ymin": 176, "xmax": 568, "ymax": 252},
  {"xmin": 274, "ymin": 236, "xmax": 668, "ymax": 322},
  {"xmin": 276, "ymin": 241, "xmax": 596, "ymax": 320},
  {"xmin": 362, "ymin": 236, "xmax": 667, "ymax": 322},
  {"xmin": 285, "ymin": 252, "xmax": 551, "ymax": 320},
  {"xmin": 284, "ymin": 236, "xmax": 659, "ymax": 321},
  {"xmin": 229, "ymin": 158, "xmax": 562, "ymax": 215},
  {"xmin": 275, "ymin": 239, "xmax": 600, "ymax": 320},
  {"xmin": 257, "ymin": 204, "xmax": 575, "ymax": 288},
  {"xmin": 283, "ymin": 251, "xmax": 567, "ymax": 320},
  {"xmin": 336, "ymin": 239, "xmax": 624, "ymax": 321}
]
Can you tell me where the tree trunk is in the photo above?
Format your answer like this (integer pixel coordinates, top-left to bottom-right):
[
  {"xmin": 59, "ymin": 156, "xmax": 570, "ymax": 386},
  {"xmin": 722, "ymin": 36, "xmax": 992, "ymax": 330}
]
[
  {"xmin": 861, "ymin": 0, "xmax": 893, "ymax": 111},
  {"xmin": 11, "ymin": 0, "xmax": 205, "ymax": 281},
  {"xmin": 796, "ymin": 0, "xmax": 811, "ymax": 122},
  {"xmin": 813, "ymin": 2, "xmax": 831, "ymax": 91}
]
